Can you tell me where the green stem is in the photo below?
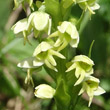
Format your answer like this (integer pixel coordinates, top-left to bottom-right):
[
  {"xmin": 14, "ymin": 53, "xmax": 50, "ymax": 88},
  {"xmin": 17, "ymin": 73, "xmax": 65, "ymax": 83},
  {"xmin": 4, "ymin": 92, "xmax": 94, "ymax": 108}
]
[{"xmin": 76, "ymin": 10, "xmax": 86, "ymax": 30}]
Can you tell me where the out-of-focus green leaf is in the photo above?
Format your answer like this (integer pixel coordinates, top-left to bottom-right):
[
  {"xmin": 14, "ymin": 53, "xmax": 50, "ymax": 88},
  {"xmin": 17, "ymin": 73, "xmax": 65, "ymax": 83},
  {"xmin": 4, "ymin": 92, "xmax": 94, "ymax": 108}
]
[
  {"xmin": 0, "ymin": 0, "xmax": 12, "ymax": 29},
  {"xmin": 98, "ymin": 0, "xmax": 110, "ymax": 22}
]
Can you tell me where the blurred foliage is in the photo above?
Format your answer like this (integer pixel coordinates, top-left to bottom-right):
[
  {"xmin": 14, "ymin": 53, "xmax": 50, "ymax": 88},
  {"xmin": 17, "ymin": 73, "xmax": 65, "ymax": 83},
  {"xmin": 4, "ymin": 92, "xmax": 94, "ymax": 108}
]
[{"xmin": 0, "ymin": 0, "xmax": 110, "ymax": 110}]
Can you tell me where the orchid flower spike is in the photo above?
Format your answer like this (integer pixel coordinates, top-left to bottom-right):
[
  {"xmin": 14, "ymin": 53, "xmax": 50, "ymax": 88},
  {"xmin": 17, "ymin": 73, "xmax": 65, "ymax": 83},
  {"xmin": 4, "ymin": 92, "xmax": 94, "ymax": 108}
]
[
  {"xmin": 66, "ymin": 55, "xmax": 94, "ymax": 85},
  {"xmin": 49, "ymin": 21, "xmax": 79, "ymax": 51},
  {"xmin": 79, "ymin": 76, "xmax": 105, "ymax": 107}
]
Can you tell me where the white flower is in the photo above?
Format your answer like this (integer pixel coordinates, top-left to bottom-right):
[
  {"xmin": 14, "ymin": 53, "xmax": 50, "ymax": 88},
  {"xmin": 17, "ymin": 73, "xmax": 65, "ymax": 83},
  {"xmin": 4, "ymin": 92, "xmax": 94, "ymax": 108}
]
[
  {"xmin": 49, "ymin": 21, "xmax": 79, "ymax": 51},
  {"xmin": 28, "ymin": 11, "xmax": 52, "ymax": 37},
  {"xmin": 66, "ymin": 55, "xmax": 94, "ymax": 85},
  {"xmin": 79, "ymin": 76, "xmax": 105, "ymax": 106},
  {"xmin": 33, "ymin": 41, "xmax": 65, "ymax": 72}
]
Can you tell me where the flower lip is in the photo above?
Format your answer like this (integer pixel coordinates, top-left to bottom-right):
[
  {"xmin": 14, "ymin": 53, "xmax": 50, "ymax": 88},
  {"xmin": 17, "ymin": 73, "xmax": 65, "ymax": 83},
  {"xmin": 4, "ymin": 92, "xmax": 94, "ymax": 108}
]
[{"xmin": 72, "ymin": 55, "xmax": 94, "ymax": 65}]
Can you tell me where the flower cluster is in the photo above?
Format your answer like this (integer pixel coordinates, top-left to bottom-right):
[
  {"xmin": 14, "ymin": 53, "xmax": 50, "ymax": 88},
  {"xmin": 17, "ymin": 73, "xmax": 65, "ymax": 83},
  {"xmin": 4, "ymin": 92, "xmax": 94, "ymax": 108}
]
[
  {"xmin": 66, "ymin": 55, "xmax": 105, "ymax": 106},
  {"xmin": 12, "ymin": 0, "xmax": 105, "ymax": 108}
]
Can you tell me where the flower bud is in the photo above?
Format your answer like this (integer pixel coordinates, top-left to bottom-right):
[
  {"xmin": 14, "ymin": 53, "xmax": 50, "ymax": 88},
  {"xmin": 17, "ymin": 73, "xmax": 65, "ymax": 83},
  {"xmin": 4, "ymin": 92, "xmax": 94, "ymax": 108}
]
[
  {"xmin": 34, "ymin": 84, "xmax": 55, "ymax": 99},
  {"xmin": 17, "ymin": 57, "xmax": 44, "ymax": 68}
]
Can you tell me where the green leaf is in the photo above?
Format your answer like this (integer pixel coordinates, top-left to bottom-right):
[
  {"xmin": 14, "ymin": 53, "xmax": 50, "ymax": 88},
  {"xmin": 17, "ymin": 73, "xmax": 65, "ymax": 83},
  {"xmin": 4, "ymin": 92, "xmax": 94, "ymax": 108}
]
[
  {"xmin": 54, "ymin": 79, "xmax": 71, "ymax": 110},
  {"xmin": 44, "ymin": 0, "xmax": 62, "ymax": 28}
]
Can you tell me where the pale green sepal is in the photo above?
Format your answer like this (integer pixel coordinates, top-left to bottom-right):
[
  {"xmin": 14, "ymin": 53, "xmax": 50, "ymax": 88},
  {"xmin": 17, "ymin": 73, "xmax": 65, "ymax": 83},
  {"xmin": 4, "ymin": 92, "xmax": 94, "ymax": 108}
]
[
  {"xmin": 33, "ymin": 42, "xmax": 52, "ymax": 56},
  {"xmin": 74, "ymin": 69, "xmax": 85, "ymax": 86},
  {"xmin": 33, "ymin": 12, "xmax": 49, "ymax": 31},
  {"xmin": 66, "ymin": 63, "xmax": 76, "ymax": 72},
  {"xmin": 73, "ymin": 55, "xmax": 94, "ymax": 65},
  {"xmin": 84, "ymin": 75, "xmax": 100, "ymax": 83},
  {"xmin": 57, "ymin": 40, "xmax": 68, "ymax": 52},
  {"xmin": 49, "ymin": 50, "xmax": 66, "ymax": 59},
  {"xmin": 34, "ymin": 84, "xmax": 56, "ymax": 99},
  {"xmin": 94, "ymin": 87, "xmax": 105, "ymax": 96},
  {"xmin": 75, "ymin": 67, "xmax": 83, "ymax": 78},
  {"xmin": 45, "ymin": 59, "xmax": 58, "ymax": 72},
  {"xmin": 27, "ymin": 12, "xmax": 36, "ymax": 32},
  {"xmin": 58, "ymin": 21, "xmax": 79, "ymax": 39},
  {"xmin": 11, "ymin": 18, "xmax": 28, "ymax": 34},
  {"xmin": 54, "ymin": 38, "xmax": 63, "ymax": 47},
  {"xmin": 78, "ymin": 83, "xmax": 86, "ymax": 95},
  {"xmin": 70, "ymin": 37, "xmax": 79, "ymax": 48},
  {"xmin": 17, "ymin": 57, "xmax": 44, "ymax": 68},
  {"xmin": 88, "ymin": 89, "xmax": 94, "ymax": 107},
  {"xmin": 57, "ymin": 21, "xmax": 70, "ymax": 33},
  {"xmin": 90, "ymin": 3, "xmax": 100, "ymax": 11},
  {"xmin": 48, "ymin": 31, "xmax": 59, "ymax": 38},
  {"xmin": 47, "ymin": 55, "xmax": 57, "ymax": 66}
]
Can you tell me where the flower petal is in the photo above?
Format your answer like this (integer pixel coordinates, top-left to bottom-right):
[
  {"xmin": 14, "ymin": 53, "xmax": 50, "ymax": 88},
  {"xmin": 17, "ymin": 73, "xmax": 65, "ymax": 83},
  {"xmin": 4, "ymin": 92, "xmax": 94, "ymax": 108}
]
[
  {"xmin": 17, "ymin": 57, "xmax": 43, "ymax": 68},
  {"xmin": 94, "ymin": 86, "xmax": 105, "ymax": 96}
]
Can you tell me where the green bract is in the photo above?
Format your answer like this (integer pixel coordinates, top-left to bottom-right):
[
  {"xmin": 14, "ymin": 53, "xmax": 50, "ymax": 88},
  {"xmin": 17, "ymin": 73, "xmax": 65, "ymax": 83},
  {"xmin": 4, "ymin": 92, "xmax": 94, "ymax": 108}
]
[
  {"xmin": 34, "ymin": 84, "xmax": 55, "ymax": 99},
  {"xmin": 33, "ymin": 41, "xmax": 65, "ymax": 72},
  {"xmin": 79, "ymin": 76, "xmax": 105, "ymax": 106},
  {"xmin": 66, "ymin": 55, "xmax": 94, "ymax": 85},
  {"xmin": 49, "ymin": 21, "xmax": 79, "ymax": 51},
  {"xmin": 28, "ymin": 11, "xmax": 52, "ymax": 37}
]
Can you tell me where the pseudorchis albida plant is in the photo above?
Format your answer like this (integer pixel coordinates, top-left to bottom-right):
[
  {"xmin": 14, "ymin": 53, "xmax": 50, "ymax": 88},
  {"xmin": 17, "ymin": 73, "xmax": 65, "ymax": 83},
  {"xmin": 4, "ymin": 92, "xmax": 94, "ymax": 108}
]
[{"xmin": 12, "ymin": 0, "xmax": 105, "ymax": 109}]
